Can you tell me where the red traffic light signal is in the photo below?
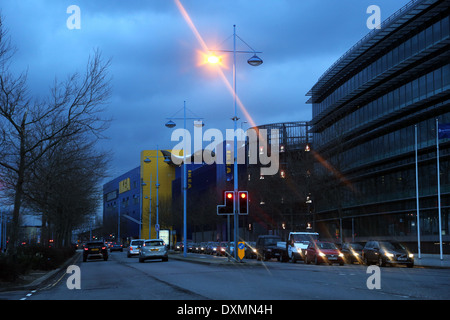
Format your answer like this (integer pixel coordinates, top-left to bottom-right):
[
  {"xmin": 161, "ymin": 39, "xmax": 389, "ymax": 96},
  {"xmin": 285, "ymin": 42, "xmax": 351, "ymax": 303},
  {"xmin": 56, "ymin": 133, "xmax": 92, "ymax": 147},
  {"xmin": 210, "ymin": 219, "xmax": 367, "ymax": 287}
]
[
  {"xmin": 217, "ymin": 191, "xmax": 234, "ymax": 215},
  {"xmin": 238, "ymin": 191, "xmax": 248, "ymax": 215}
]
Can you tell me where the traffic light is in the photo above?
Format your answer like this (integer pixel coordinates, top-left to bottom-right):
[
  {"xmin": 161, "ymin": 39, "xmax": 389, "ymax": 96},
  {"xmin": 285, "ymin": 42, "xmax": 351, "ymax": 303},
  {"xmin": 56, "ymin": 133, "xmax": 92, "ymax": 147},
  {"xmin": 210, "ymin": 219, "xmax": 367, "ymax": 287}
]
[
  {"xmin": 217, "ymin": 191, "xmax": 234, "ymax": 215},
  {"xmin": 238, "ymin": 191, "xmax": 248, "ymax": 215}
]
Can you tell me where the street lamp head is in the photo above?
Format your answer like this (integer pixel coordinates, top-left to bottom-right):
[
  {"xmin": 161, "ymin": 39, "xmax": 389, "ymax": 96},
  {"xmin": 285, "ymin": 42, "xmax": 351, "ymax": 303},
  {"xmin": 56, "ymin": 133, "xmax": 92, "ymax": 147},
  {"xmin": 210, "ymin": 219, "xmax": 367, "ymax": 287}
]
[
  {"xmin": 165, "ymin": 120, "xmax": 176, "ymax": 128},
  {"xmin": 247, "ymin": 54, "xmax": 263, "ymax": 66},
  {"xmin": 207, "ymin": 54, "xmax": 221, "ymax": 64}
]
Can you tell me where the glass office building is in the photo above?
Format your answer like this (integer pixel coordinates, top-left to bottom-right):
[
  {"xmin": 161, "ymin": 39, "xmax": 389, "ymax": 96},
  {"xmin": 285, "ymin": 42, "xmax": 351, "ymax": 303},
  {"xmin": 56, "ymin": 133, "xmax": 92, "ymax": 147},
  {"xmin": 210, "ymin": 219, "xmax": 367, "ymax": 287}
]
[{"xmin": 307, "ymin": 0, "xmax": 450, "ymax": 252}]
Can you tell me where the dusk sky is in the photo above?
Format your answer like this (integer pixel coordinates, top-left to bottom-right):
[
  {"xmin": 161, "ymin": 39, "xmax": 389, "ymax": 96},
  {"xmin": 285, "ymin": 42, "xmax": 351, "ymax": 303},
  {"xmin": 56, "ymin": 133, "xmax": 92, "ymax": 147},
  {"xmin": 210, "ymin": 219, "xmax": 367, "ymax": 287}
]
[{"xmin": 0, "ymin": 0, "xmax": 411, "ymax": 179}]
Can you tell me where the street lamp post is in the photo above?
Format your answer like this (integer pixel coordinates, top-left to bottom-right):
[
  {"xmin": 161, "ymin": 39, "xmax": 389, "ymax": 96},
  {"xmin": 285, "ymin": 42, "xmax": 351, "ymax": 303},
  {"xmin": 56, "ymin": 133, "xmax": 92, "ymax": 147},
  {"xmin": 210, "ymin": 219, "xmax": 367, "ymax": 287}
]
[
  {"xmin": 208, "ymin": 25, "xmax": 262, "ymax": 260},
  {"xmin": 165, "ymin": 101, "xmax": 203, "ymax": 258}
]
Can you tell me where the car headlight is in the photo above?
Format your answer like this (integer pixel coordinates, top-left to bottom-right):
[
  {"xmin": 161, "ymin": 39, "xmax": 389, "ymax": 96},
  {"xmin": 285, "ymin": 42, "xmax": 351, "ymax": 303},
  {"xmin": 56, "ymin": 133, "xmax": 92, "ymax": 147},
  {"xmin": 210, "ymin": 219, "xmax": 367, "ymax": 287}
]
[
  {"xmin": 385, "ymin": 252, "xmax": 394, "ymax": 258},
  {"xmin": 319, "ymin": 252, "xmax": 325, "ymax": 257},
  {"xmin": 297, "ymin": 248, "xmax": 303, "ymax": 253},
  {"xmin": 409, "ymin": 253, "xmax": 414, "ymax": 258},
  {"xmin": 338, "ymin": 253, "xmax": 344, "ymax": 257}
]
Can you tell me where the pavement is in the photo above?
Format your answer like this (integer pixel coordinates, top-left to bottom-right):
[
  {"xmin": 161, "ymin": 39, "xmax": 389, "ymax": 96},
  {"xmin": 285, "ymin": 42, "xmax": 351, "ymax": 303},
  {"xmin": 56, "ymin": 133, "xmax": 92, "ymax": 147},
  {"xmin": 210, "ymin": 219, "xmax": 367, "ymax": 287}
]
[{"xmin": 1, "ymin": 250, "xmax": 448, "ymax": 293}]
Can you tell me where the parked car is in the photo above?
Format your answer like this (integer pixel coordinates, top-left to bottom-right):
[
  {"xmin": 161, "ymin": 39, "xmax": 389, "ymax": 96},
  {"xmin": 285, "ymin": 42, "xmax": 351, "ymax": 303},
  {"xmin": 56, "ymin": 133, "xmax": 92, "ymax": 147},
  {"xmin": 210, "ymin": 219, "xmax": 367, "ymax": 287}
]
[
  {"xmin": 139, "ymin": 239, "xmax": 168, "ymax": 262},
  {"xmin": 341, "ymin": 242, "xmax": 364, "ymax": 264},
  {"xmin": 128, "ymin": 239, "xmax": 144, "ymax": 258},
  {"xmin": 110, "ymin": 242, "xmax": 124, "ymax": 252},
  {"xmin": 362, "ymin": 241, "xmax": 414, "ymax": 268},
  {"xmin": 304, "ymin": 241, "xmax": 344, "ymax": 265},
  {"xmin": 83, "ymin": 241, "xmax": 109, "ymax": 262}
]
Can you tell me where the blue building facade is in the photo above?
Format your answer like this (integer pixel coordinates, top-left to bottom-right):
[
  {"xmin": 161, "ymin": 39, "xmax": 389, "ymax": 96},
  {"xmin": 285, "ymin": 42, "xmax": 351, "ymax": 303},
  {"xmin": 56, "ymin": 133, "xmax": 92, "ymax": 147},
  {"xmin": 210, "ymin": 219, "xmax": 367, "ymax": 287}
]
[
  {"xmin": 103, "ymin": 167, "xmax": 141, "ymax": 241},
  {"xmin": 307, "ymin": 0, "xmax": 450, "ymax": 252}
]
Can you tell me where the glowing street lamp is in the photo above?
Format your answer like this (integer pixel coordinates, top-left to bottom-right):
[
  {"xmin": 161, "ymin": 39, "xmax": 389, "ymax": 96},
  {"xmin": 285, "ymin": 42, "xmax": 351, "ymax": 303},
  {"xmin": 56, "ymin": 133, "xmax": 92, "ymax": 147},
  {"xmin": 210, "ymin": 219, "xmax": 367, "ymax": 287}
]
[{"xmin": 207, "ymin": 55, "xmax": 221, "ymax": 64}]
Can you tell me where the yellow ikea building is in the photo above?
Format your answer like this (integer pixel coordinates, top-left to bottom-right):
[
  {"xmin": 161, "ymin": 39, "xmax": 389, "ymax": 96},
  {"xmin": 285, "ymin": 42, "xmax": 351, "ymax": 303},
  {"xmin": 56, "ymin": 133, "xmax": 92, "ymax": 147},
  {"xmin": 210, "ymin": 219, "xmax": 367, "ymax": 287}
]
[{"xmin": 140, "ymin": 149, "xmax": 176, "ymax": 240}]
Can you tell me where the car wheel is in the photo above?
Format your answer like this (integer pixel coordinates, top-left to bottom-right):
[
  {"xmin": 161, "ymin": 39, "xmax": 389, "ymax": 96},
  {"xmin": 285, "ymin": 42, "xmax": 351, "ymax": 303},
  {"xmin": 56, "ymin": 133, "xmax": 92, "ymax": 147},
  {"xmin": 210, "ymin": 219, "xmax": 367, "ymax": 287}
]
[
  {"xmin": 163, "ymin": 257, "xmax": 168, "ymax": 262},
  {"xmin": 378, "ymin": 256, "xmax": 385, "ymax": 267},
  {"xmin": 139, "ymin": 258, "xmax": 144, "ymax": 263}
]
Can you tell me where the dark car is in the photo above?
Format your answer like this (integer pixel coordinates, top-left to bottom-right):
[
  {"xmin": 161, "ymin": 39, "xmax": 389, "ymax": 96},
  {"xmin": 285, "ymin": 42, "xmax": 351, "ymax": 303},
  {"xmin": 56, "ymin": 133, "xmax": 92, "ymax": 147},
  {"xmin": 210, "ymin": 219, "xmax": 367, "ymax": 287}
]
[
  {"xmin": 110, "ymin": 242, "xmax": 123, "ymax": 252},
  {"xmin": 362, "ymin": 241, "xmax": 414, "ymax": 268},
  {"xmin": 83, "ymin": 241, "xmax": 109, "ymax": 262},
  {"xmin": 244, "ymin": 241, "xmax": 257, "ymax": 259},
  {"xmin": 255, "ymin": 235, "xmax": 288, "ymax": 262},
  {"xmin": 304, "ymin": 241, "xmax": 344, "ymax": 265},
  {"xmin": 341, "ymin": 242, "xmax": 364, "ymax": 264}
]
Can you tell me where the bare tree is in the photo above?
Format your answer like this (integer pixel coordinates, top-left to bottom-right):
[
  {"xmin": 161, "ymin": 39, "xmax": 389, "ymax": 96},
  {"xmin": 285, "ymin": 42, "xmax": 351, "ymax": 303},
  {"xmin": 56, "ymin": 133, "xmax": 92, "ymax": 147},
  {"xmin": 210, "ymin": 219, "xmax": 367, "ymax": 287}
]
[{"xmin": 0, "ymin": 16, "xmax": 111, "ymax": 251}]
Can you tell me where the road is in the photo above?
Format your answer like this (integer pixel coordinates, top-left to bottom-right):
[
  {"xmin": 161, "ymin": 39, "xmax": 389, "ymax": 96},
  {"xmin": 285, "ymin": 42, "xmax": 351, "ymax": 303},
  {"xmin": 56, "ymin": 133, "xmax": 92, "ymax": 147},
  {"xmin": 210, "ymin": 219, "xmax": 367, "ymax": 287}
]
[{"xmin": 2, "ymin": 250, "xmax": 450, "ymax": 302}]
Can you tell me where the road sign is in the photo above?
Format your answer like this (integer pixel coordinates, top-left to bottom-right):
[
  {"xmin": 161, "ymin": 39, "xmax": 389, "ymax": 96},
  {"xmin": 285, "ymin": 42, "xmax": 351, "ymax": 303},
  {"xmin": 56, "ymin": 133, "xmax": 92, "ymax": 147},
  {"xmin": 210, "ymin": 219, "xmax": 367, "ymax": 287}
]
[{"xmin": 238, "ymin": 242, "xmax": 245, "ymax": 260}]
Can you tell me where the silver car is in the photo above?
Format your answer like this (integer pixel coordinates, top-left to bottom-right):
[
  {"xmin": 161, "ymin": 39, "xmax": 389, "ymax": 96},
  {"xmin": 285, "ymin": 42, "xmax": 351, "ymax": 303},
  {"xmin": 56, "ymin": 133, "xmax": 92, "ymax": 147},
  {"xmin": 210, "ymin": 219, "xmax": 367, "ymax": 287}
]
[
  {"xmin": 139, "ymin": 239, "xmax": 168, "ymax": 262},
  {"xmin": 127, "ymin": 239, "xmax": 144, "ymax": 258}
]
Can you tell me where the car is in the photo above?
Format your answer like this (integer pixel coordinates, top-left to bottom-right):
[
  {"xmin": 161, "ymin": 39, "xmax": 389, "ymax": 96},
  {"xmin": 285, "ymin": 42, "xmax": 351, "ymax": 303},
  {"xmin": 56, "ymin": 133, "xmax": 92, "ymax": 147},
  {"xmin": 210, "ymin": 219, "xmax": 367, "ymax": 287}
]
[
  {"xmin": 217, "ymin": 242, "xmax": 229, "ymax": 256},
  {"xmin": 83, "ymin": 241, "xmax": 109, "ymax": 262},
  {"xmin": 199, "ymin": 242, "xmax": 208, "ymax": 254},
  {"xmin": 341, "ymin": 242, "xmax": 364, "ymax": 264},
  {"xmin": 362, "ymin": 241, "xmax": 414, "ymax": 268},
  {"xmin": 128, "ymin": 239, "xmax": 144, "ymax": 257},
  {"xmin": 186, "ymin": 241, "xmax": 195, "ymax": 253},
  {"xmin": 304, "ymin": 241, "xmax": 344, "ymax": 265},
  {"xmin": 175, "ymin": 242, "xmax": 183, "ymax": 251},
  {"xmin": 110, "ymin": 242, "xmax": 124, "ymax": 252},
  {"xmin": 206, "ymin": 242, "xmax": 218, "ymax": 255},
  {"xmin": 139, "ymin": 239, "xmax": 168, "ymax": 262},
  {"xmin": 244, "ymin": 241, "xmax": 257, "ymax": 259},
  {"xmin": 255, "ymin": 235, "xmax": 288, "ymax": 261}
]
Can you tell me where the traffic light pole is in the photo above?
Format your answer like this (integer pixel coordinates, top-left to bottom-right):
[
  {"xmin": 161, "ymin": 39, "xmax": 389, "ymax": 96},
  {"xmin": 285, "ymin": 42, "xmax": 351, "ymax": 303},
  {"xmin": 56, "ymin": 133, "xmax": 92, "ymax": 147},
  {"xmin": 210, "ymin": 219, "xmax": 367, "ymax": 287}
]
[{"xmin": 232, "ymin": 25, "xmax": 239, "ymax": 261}]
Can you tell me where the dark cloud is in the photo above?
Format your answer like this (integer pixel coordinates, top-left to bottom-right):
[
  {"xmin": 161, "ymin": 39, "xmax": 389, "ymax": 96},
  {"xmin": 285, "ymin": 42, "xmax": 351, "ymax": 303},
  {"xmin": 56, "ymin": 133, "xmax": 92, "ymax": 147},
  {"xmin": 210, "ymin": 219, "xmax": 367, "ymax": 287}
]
[{"xmin": 0, "ymin": 0, "xmax": 410, "ymax": 177}]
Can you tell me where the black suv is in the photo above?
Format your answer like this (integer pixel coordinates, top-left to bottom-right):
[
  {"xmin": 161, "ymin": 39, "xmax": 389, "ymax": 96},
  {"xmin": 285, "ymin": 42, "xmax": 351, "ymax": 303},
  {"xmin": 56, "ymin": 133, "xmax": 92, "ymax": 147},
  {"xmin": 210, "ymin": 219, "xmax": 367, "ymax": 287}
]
[
  {"xmin": 83, "ymin": 241, "xmax": 109, "ymax": 262},
  {"xmin": 255, "ymin": 235, "xmax": 288, "ymax": 262},
  {"xmin": 362, "ymin": 241, "xmax": 414, "ymax": 268}
]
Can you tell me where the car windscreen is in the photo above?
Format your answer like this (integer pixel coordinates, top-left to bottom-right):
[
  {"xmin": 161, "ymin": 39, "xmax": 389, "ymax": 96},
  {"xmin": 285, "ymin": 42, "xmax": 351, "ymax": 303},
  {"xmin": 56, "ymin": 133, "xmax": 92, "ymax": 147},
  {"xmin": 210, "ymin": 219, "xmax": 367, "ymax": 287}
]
[
  {"xmin": 317, "ymin": 242, "xmax": 337, "ymax": 250},
  {"xmin": 86, "ymin": 242, "xmax": 104, "ymax": 246},
  {"xmin": 292, "ymin": 234, "xmax": 318, "ymax": 243},
  {"xmin": 349, "ymin": 243, "xmax": 363, "ymax": 250},
  {"xmin": 380, "ymin": 242, "xmax": 405, "ymax": 251},
  {"xmin": 131, "ymin": 240, "xmax": 144, "ymax": 246},
  {"xmin": 145, "ymin": 241, "xmax": 164, "ymax": 246},
  {"xmin": 263, "ymin": 237, "xmax": 280, "ymax": 245}
]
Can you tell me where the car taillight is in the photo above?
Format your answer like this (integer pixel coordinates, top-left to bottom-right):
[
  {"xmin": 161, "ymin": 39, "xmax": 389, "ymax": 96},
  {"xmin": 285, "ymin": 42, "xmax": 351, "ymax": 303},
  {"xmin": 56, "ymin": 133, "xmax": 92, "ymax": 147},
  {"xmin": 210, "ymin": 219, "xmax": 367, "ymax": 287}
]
[
  {"xmin": 84, "ymin": 247, "xmax": 88, "ymax": 251},
  {"xmin": 102, "ymin": 247, "xmax": 106, "ymax": 250}
]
